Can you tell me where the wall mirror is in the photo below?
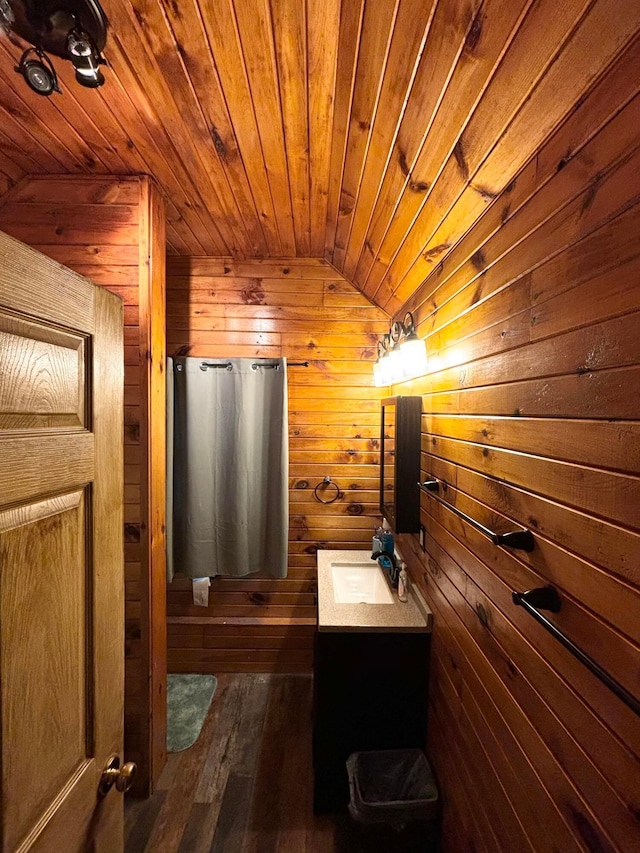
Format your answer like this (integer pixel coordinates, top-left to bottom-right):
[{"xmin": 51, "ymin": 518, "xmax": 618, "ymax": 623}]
[{"xmin": 380, "ymin": 395, "xmax": 422, "ymax": 534}]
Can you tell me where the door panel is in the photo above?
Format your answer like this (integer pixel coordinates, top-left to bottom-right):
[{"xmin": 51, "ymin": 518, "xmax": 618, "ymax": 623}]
[
  {"xmin": 1, "ymin": 492, "xmax": 89, "ymax": 852},
  {"xmin": 0, "ymin": 312, "xmax": 86, "ymax": 431},
  {"xmin": 0, "ymin": 231, "xmax": 124, "ymax": 853}
]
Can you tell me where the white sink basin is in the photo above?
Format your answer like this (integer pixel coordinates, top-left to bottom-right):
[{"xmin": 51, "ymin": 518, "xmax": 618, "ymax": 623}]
[{"xmin": 330, "ymin": 561, "xmax": 394, "ymax": 605}]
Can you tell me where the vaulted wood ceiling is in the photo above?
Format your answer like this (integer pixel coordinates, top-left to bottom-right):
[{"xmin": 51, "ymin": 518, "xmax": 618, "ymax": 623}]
[{"xmin": 0, "ymin": 0, "xmax": 639, "ymax": 314}]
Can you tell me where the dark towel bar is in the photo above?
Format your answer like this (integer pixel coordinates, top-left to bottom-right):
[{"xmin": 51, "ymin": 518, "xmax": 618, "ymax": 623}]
[
  {"xmin": 418, "ymin": 478, "xmax": 535, "ymax": 552},
  {"xmin": 513, "ymin": 586, "xmax": 640, "ymax": 718}
]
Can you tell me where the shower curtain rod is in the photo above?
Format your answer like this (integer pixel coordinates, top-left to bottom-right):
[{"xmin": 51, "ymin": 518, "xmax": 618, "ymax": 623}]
[{"xmin": 198, "ymin": 360, "xmax": 310, "ymax": 371}]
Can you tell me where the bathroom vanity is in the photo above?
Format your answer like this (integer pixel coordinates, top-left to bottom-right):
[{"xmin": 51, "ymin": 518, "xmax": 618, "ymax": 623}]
[{"xmin": 313, "ymin": 550, "xmax": 432, "ymax": 813}]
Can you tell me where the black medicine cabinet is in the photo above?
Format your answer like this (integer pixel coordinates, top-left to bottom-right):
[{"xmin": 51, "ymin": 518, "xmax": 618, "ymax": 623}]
[{"xmin": 380, "ymin": 395, "xmax": 422, "ymax": 534}]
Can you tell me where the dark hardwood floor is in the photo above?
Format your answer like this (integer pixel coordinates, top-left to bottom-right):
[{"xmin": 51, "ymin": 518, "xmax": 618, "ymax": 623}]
[{"xmin": 125, "ymin": 673, "xmax": 439, "ymax": 853}]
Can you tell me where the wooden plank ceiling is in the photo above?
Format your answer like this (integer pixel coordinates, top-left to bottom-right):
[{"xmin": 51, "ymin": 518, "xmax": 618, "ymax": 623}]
[{"xmin": 0, "ymin": 0, "xmax": 639, "ymax": 313}]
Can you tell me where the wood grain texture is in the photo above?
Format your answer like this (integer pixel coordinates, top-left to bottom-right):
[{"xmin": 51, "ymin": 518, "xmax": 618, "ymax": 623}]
[
  {"xmin": 0, "ymin": 175, "xmax": 166, "ymax": 797},
  {"xmin": 0, "ymin": 241, "xmax": 124, "ymax": 851},
  {"xmin": 138, "ymin": 178, "xmax": 168, "ymax": 797},
  {"xmin": 0, "ymin": 1, "xmax": 637, "ymax": 310},
  {"xmin": 125, "ymin": 674, "xmax": 428, "ymax": 853},
  {"xmin": 166, "ymin": 257, "xmax": 388, "ymax": 672},
  {"xmin": 389, "ymin": 42, "xmax": 640, "ymax": 853},
  {"xmin": 0, "ymin": 313, "xmax": 86, "ymax": 430}
]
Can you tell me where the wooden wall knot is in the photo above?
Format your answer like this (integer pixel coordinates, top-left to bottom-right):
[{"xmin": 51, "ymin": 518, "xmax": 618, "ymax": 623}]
[
  {"xmin": 408, "ymin": 178, "xmax": 430, "ymax": 194},
  {"xmin": 475, "ymin": 602, "xmax": 489, "ymax": 627},
  {"xmin": 242, "ymin": 280, "xmax": 265, "ymax": 304},
  {"xmin": 453, "ymin": 140, "xmax": 470, "ymax": 182},
  {"xmin": 470, "ymin": 249, "xmax": 486, "ymax": 271},
  {"xmin": 472, "ymin": 184, "xmax": 499, "ymax": 202},
  {"xmin": 464, "ymin": 10, "xmax": 484, "ymax": 53},
  {"xmin": 423, "ymin": 242, "xmax": 450, "ymax": 262},
  {"xmin": 210, "ymin": 126, "xmax": 227, "ymax": 159},
  {"xmin": 346, "ymin": 503, "xmax": 364, "ymax": 516}
]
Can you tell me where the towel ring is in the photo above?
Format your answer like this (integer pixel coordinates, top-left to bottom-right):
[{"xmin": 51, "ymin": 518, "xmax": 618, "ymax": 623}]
[{"xmin": 314, "ymin": 476, "xmax": 340, "ymax": 504}]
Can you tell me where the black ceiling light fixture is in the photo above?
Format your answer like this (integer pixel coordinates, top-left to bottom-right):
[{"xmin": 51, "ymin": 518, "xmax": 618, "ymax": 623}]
[
  {"xmin": 66, "ymin": 15, "xmax": 105, "ymax": 87},
  {"xmin": 15, "ymin": 44, "xmax": 61, "ymax": 94},
  {"xmin": 5, "ymin": 0, "xmax": 108, "ymax": 95}
]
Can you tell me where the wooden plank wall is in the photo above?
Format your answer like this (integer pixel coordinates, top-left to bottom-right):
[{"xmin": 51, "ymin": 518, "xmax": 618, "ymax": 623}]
[
  {"xmin": 165, "ymin": 258, "xmax": 389, "ymax": 672},
  {"xmin": 390, "ymin": 36, "xmax": 640, "ymax": 853},
  {"xmin": 0, "ymin": 175, "xmax": 167, "ymax": 796}
]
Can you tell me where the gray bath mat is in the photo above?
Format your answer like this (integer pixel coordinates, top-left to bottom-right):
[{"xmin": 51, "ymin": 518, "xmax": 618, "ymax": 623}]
[{"xmin": 167, "ymin": 673, "xmax": 218, "ymax": 752}]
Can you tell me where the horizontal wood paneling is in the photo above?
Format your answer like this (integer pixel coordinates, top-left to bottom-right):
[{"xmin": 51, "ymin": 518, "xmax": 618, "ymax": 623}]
[
  {"xmin": 0, "ymin": 175, "xmax": 166, "ymax": 797},
  {"xmin": 389, "ymin": 46, "xmax": 640, "ymax": 852},
  {"xmin": 166, "ymin": 258, "xmax": 388, "ymax": 672}
]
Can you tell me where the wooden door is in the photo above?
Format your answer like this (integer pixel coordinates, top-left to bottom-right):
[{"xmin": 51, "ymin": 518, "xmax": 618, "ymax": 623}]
[{"xmin": 0, "ymin": 231, "xmax": 125, "ymax": 852}]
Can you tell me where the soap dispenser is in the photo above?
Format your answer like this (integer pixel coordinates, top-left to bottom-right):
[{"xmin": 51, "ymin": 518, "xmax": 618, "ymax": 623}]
[{"xmin": 397, "ymin": 562, "xmax": 409, "ymax": 603}]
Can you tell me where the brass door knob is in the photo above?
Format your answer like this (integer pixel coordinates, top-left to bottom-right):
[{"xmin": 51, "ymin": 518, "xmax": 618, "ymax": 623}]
[{"xmin": 99, "ymin": 755, "xmax": 138, "ymax": 796}]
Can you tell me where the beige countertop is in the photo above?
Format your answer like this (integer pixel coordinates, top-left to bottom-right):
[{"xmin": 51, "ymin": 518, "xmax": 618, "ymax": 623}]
[{"xmin": 317, "ymin": 549, "xmax": 432, "ymax": 633}]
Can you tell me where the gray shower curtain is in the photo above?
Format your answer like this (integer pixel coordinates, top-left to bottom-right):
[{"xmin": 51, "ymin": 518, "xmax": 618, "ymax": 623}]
[{"xmin": 167, "ymin": 357, "xmax": 289, "ymax": 581}]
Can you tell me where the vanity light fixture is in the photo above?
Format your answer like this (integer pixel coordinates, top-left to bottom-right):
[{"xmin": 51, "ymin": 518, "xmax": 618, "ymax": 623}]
[{"xmin": 373, "ymin": 312, "xmax": 427, "ymax": 387}]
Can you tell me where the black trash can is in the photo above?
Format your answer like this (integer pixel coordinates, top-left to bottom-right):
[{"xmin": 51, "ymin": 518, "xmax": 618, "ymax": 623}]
[
  {"xmin": 345, "ymin": 749, "xmax": 440, "ymax": 852},
  {"xmin": 347, "ymin": 748, "xmax": 439, "ymax": 825}
]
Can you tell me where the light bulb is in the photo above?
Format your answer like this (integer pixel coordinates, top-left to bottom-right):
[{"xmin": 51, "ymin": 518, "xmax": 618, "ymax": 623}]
[
  {"xmin": 388, "ymin": 346, "xmax": 404, "ymax": 383},
  {"xmin": 400, "ymin": 335, "xmax": 427, "ymax": 378},
  {"xmin": 373, "ymin": 359, "xmax": 385, "ymax": 387}
]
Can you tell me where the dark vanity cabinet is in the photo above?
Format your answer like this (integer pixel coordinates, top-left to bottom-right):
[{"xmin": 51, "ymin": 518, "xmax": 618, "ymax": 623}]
[
  {"xmin": 380, "ymin": 395, "xmax": 422, "ymax": 533},
  {"xmin": 313, "ymin": 630, "xmax": 430, "ymax": 814}
]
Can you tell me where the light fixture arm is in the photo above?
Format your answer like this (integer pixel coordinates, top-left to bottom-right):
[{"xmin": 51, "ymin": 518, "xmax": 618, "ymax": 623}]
[
  {"xmin": 373, "ymin": 310, "xmax": 427, "ymax": 387},
  {"xmin": 402, "ymin": 311, "xmax": 417, "ymax": 336}
]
